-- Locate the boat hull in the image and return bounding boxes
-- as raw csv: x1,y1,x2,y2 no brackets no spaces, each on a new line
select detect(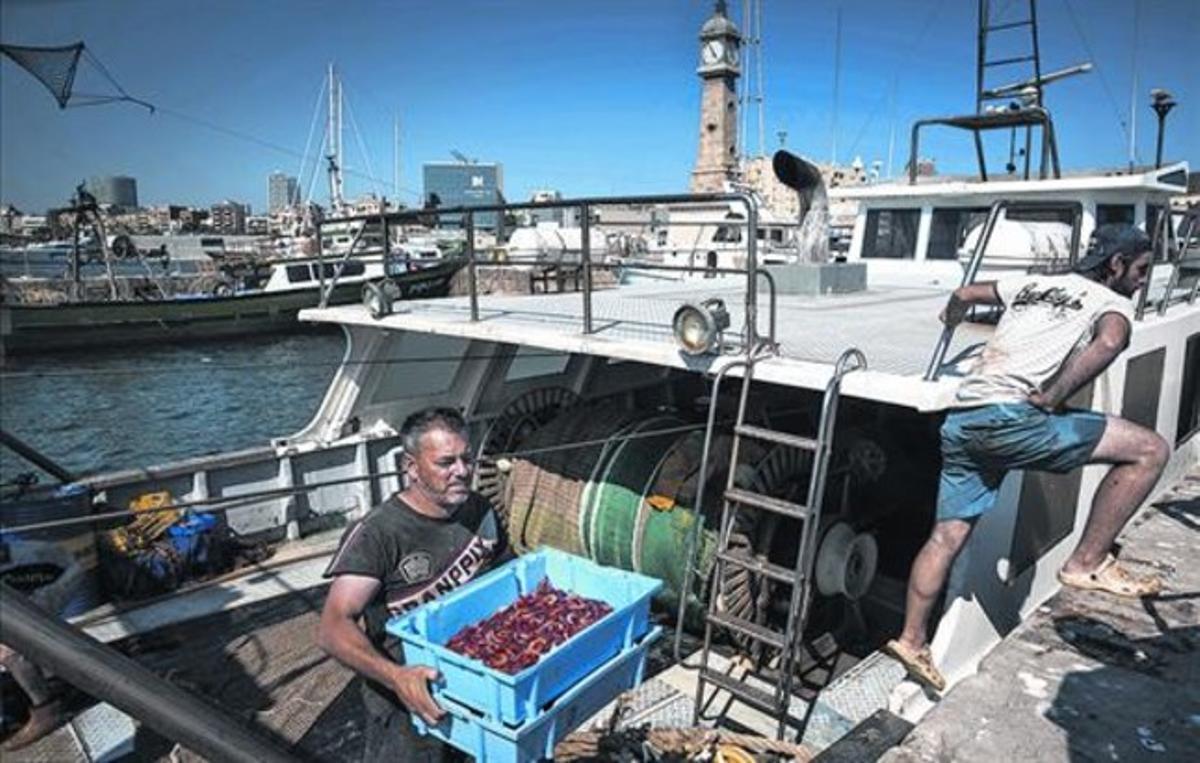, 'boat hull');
0,260,462,356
